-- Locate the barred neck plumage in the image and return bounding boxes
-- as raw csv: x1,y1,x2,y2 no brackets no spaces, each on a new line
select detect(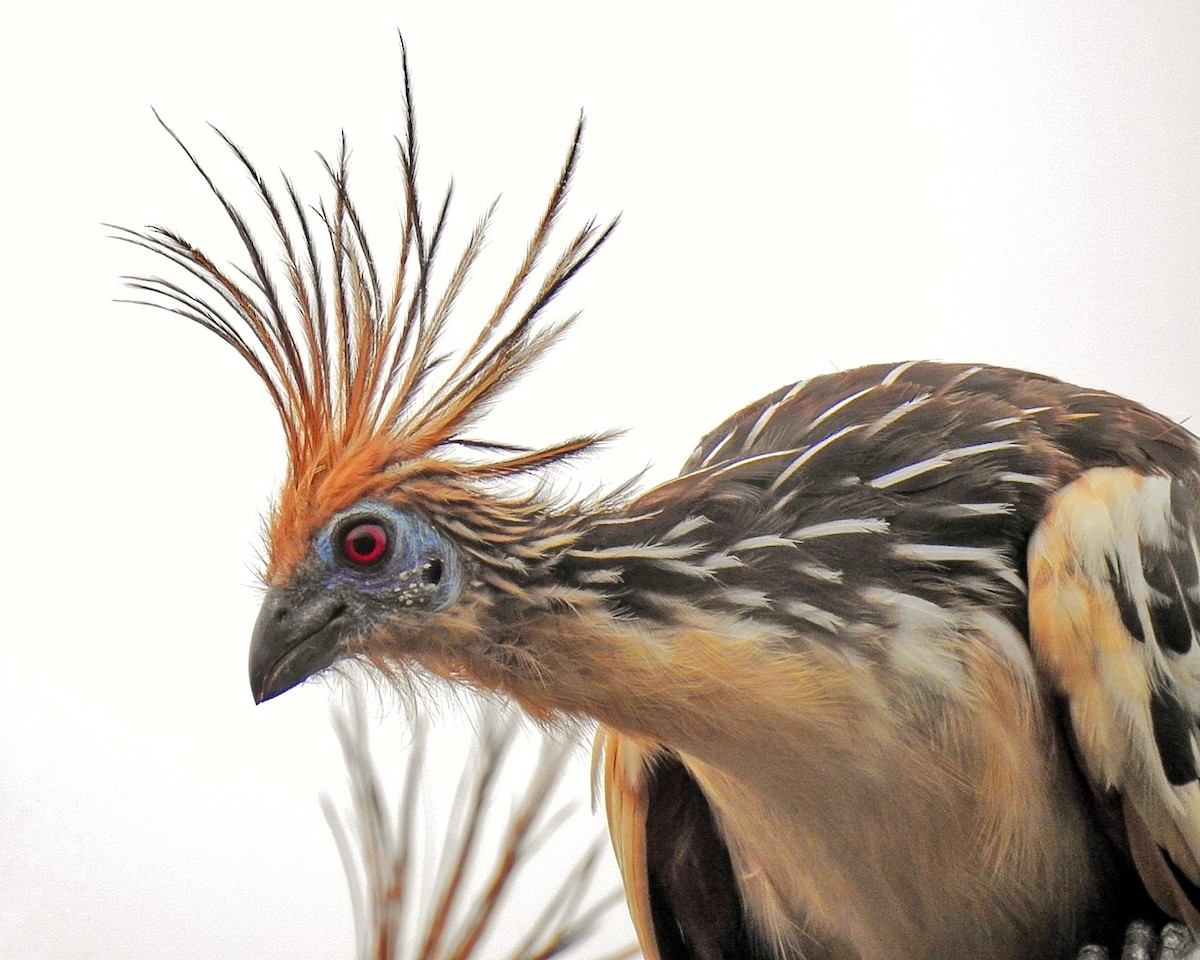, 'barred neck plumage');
525,361,1200,643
